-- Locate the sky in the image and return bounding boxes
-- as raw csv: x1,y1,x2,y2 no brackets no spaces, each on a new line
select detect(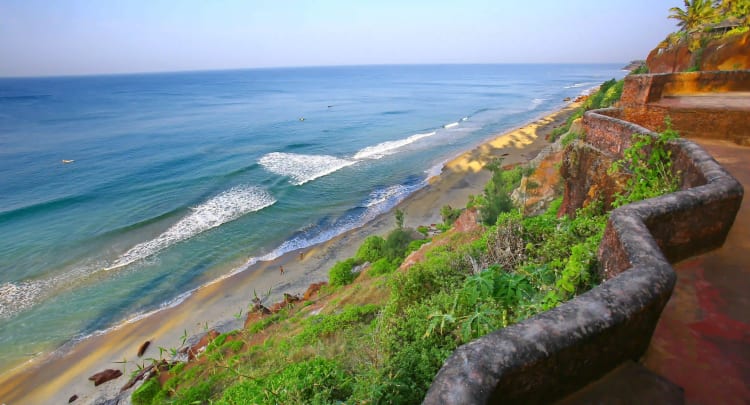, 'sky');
0,0,679,77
